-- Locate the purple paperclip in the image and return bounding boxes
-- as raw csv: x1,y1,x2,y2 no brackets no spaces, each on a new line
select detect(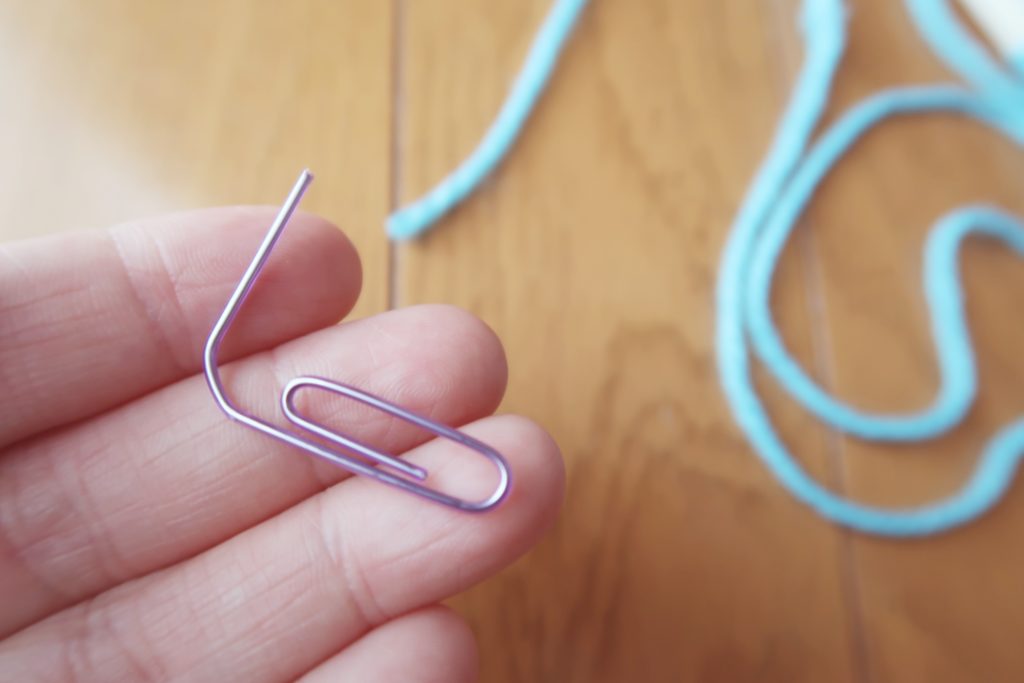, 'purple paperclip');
203,170,511,511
